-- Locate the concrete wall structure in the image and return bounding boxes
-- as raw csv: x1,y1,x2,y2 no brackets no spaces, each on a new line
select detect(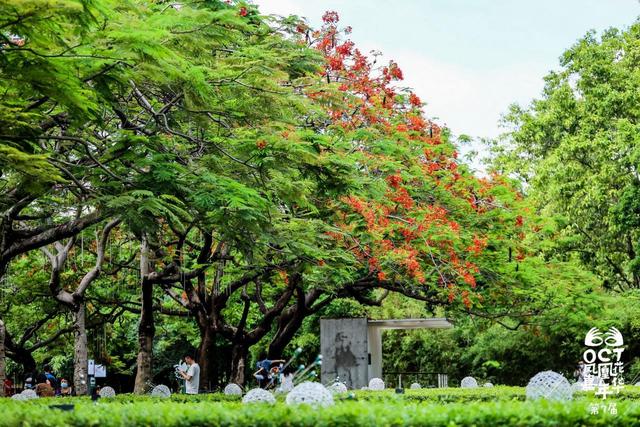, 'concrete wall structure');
320,318,369,389
320,317,454,389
